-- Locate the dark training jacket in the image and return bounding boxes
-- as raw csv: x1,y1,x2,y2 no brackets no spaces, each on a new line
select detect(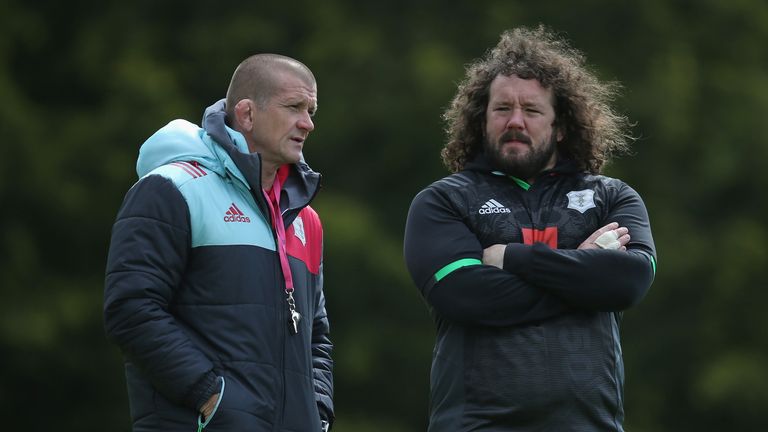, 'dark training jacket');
404,155,656,432
104,100,333,432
